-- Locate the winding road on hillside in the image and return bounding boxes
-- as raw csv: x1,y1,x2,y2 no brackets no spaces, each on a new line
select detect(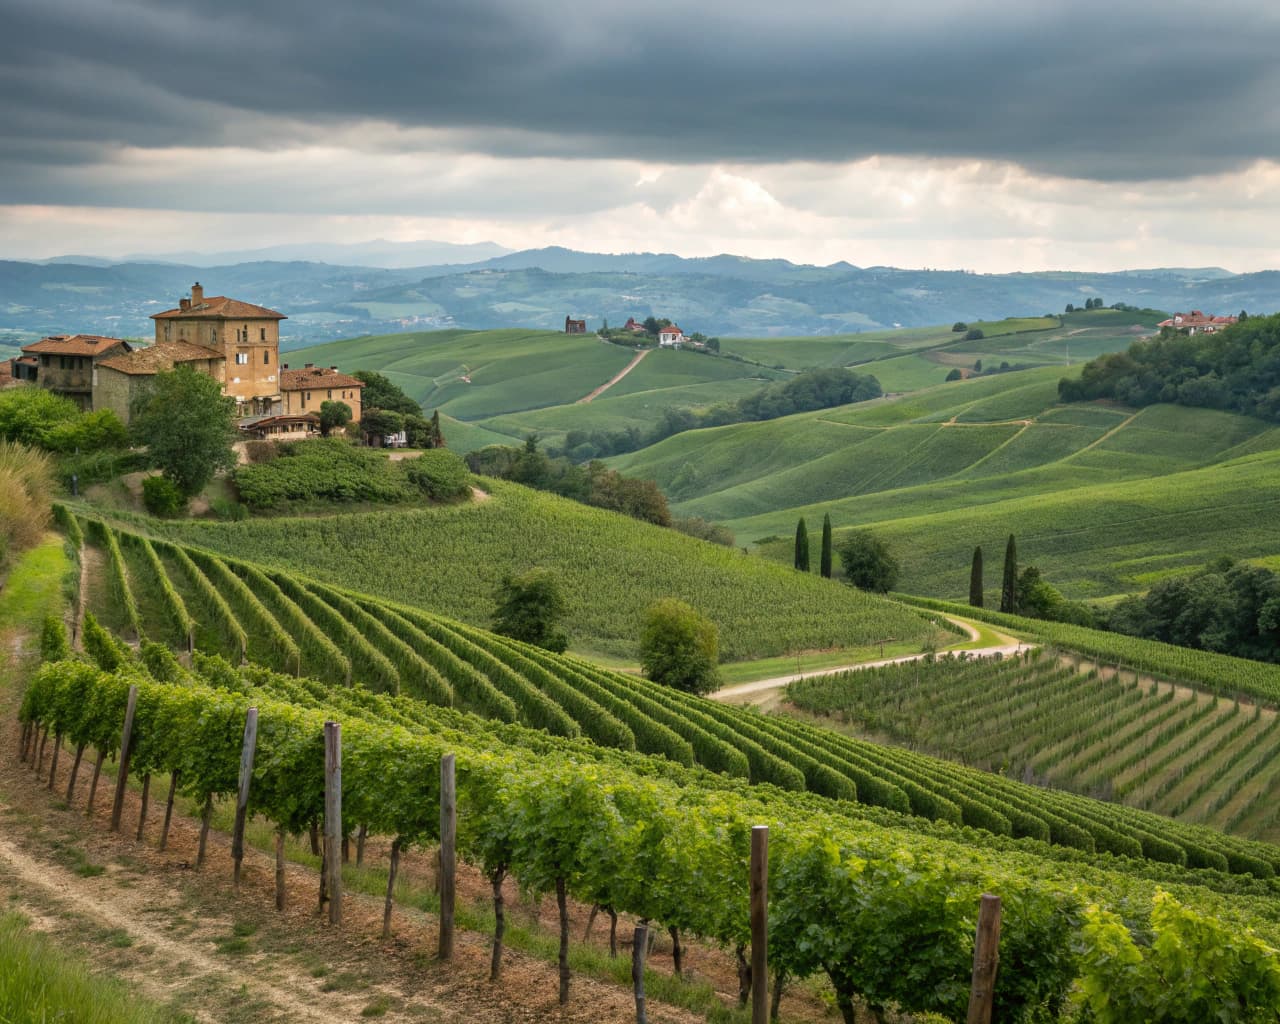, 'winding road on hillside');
711,614,1026,705
576,349,650,403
